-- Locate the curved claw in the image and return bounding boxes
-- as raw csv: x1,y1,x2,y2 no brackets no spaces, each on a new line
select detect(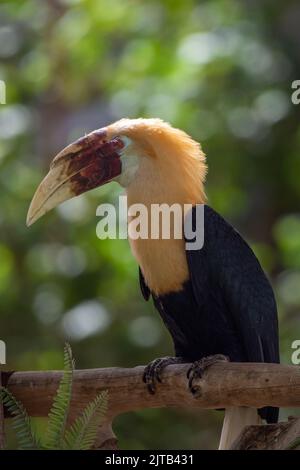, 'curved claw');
143,356,185,395
143,358,162,394
188,375,198,395
187,354,229,395
186,367,193,380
